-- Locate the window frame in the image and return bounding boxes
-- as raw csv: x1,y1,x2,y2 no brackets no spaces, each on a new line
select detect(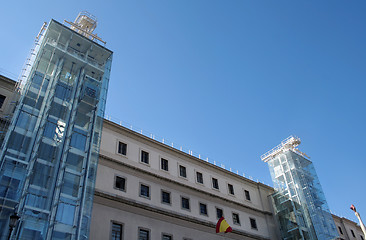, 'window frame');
244,190,251,201
250,217,258,230
117,141,127,156
228,183,235,195
199,202,208,216
181,196,190,211
0,94,6,109
140,150,150,165
160,158,169,171
139,183,150,199
216,207,224,219
338,226,343,235
110,221,123,240
232,212,241,225
350,229,356,238
138,227,150,240
196,171,203,184
161,190,171,205
161,233,173,240
212,177,219,190
179,165,187,178
114,175,126,192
